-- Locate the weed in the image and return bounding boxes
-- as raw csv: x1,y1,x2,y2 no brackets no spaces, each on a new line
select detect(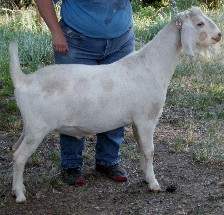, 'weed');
50,149,60,166
192,139,224,164
169,138,190,152
30,153,42,166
